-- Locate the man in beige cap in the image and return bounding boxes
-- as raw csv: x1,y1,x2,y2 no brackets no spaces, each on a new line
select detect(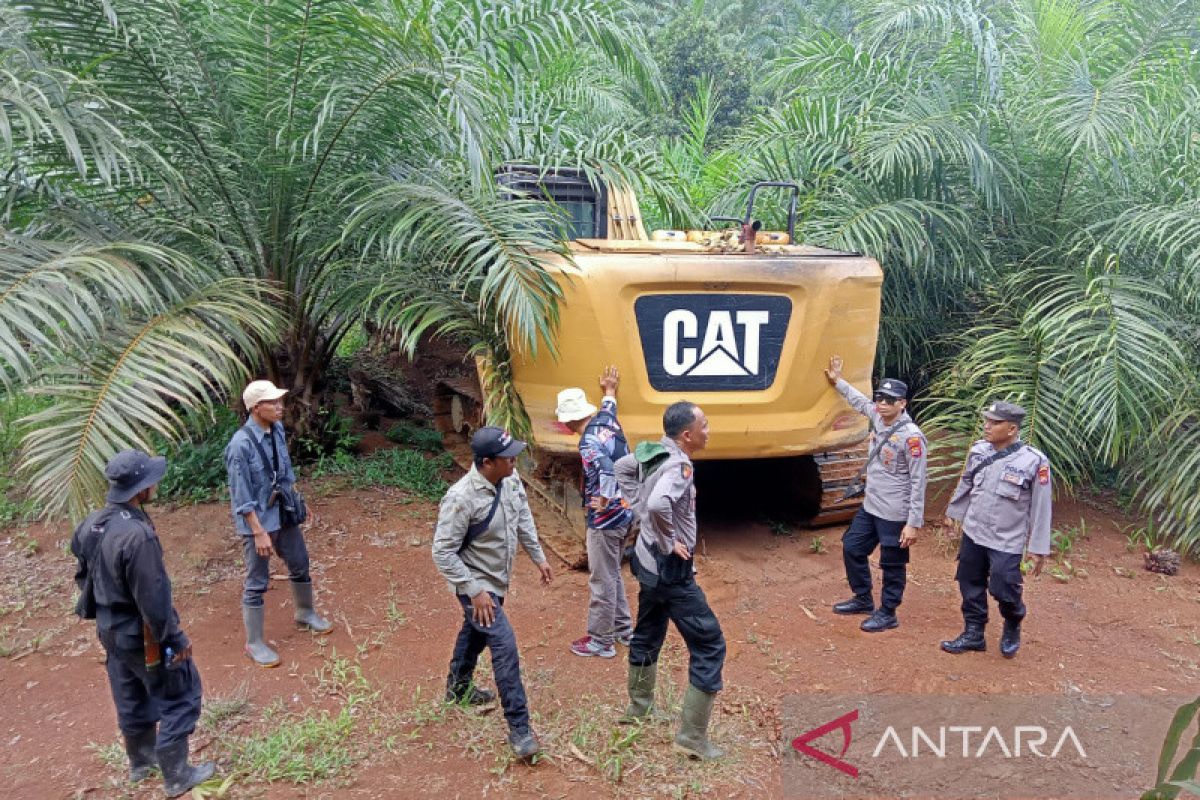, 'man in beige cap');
224,380,333,667
556,366,634,659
